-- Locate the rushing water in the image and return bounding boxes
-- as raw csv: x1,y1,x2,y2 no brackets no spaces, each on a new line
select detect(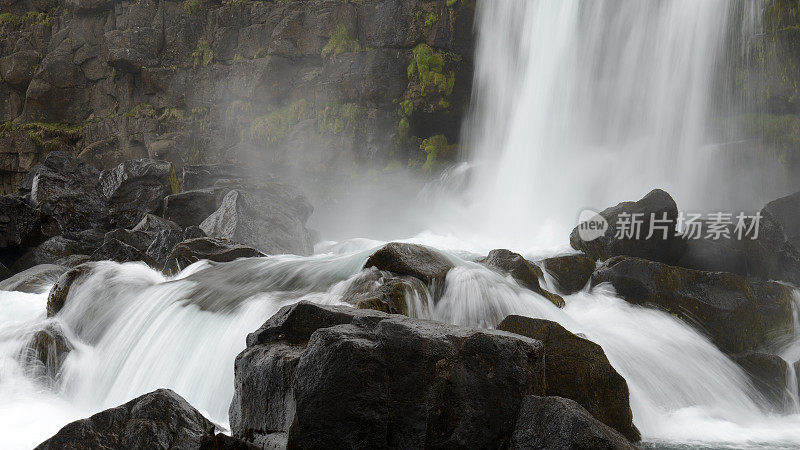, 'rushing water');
4,0,800,448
